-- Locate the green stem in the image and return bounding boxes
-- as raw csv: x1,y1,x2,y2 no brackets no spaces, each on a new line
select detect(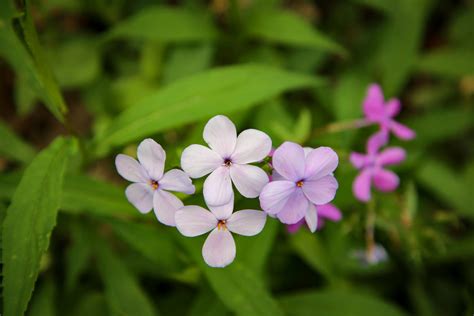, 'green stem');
365,198,376,262
311,119,371,137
